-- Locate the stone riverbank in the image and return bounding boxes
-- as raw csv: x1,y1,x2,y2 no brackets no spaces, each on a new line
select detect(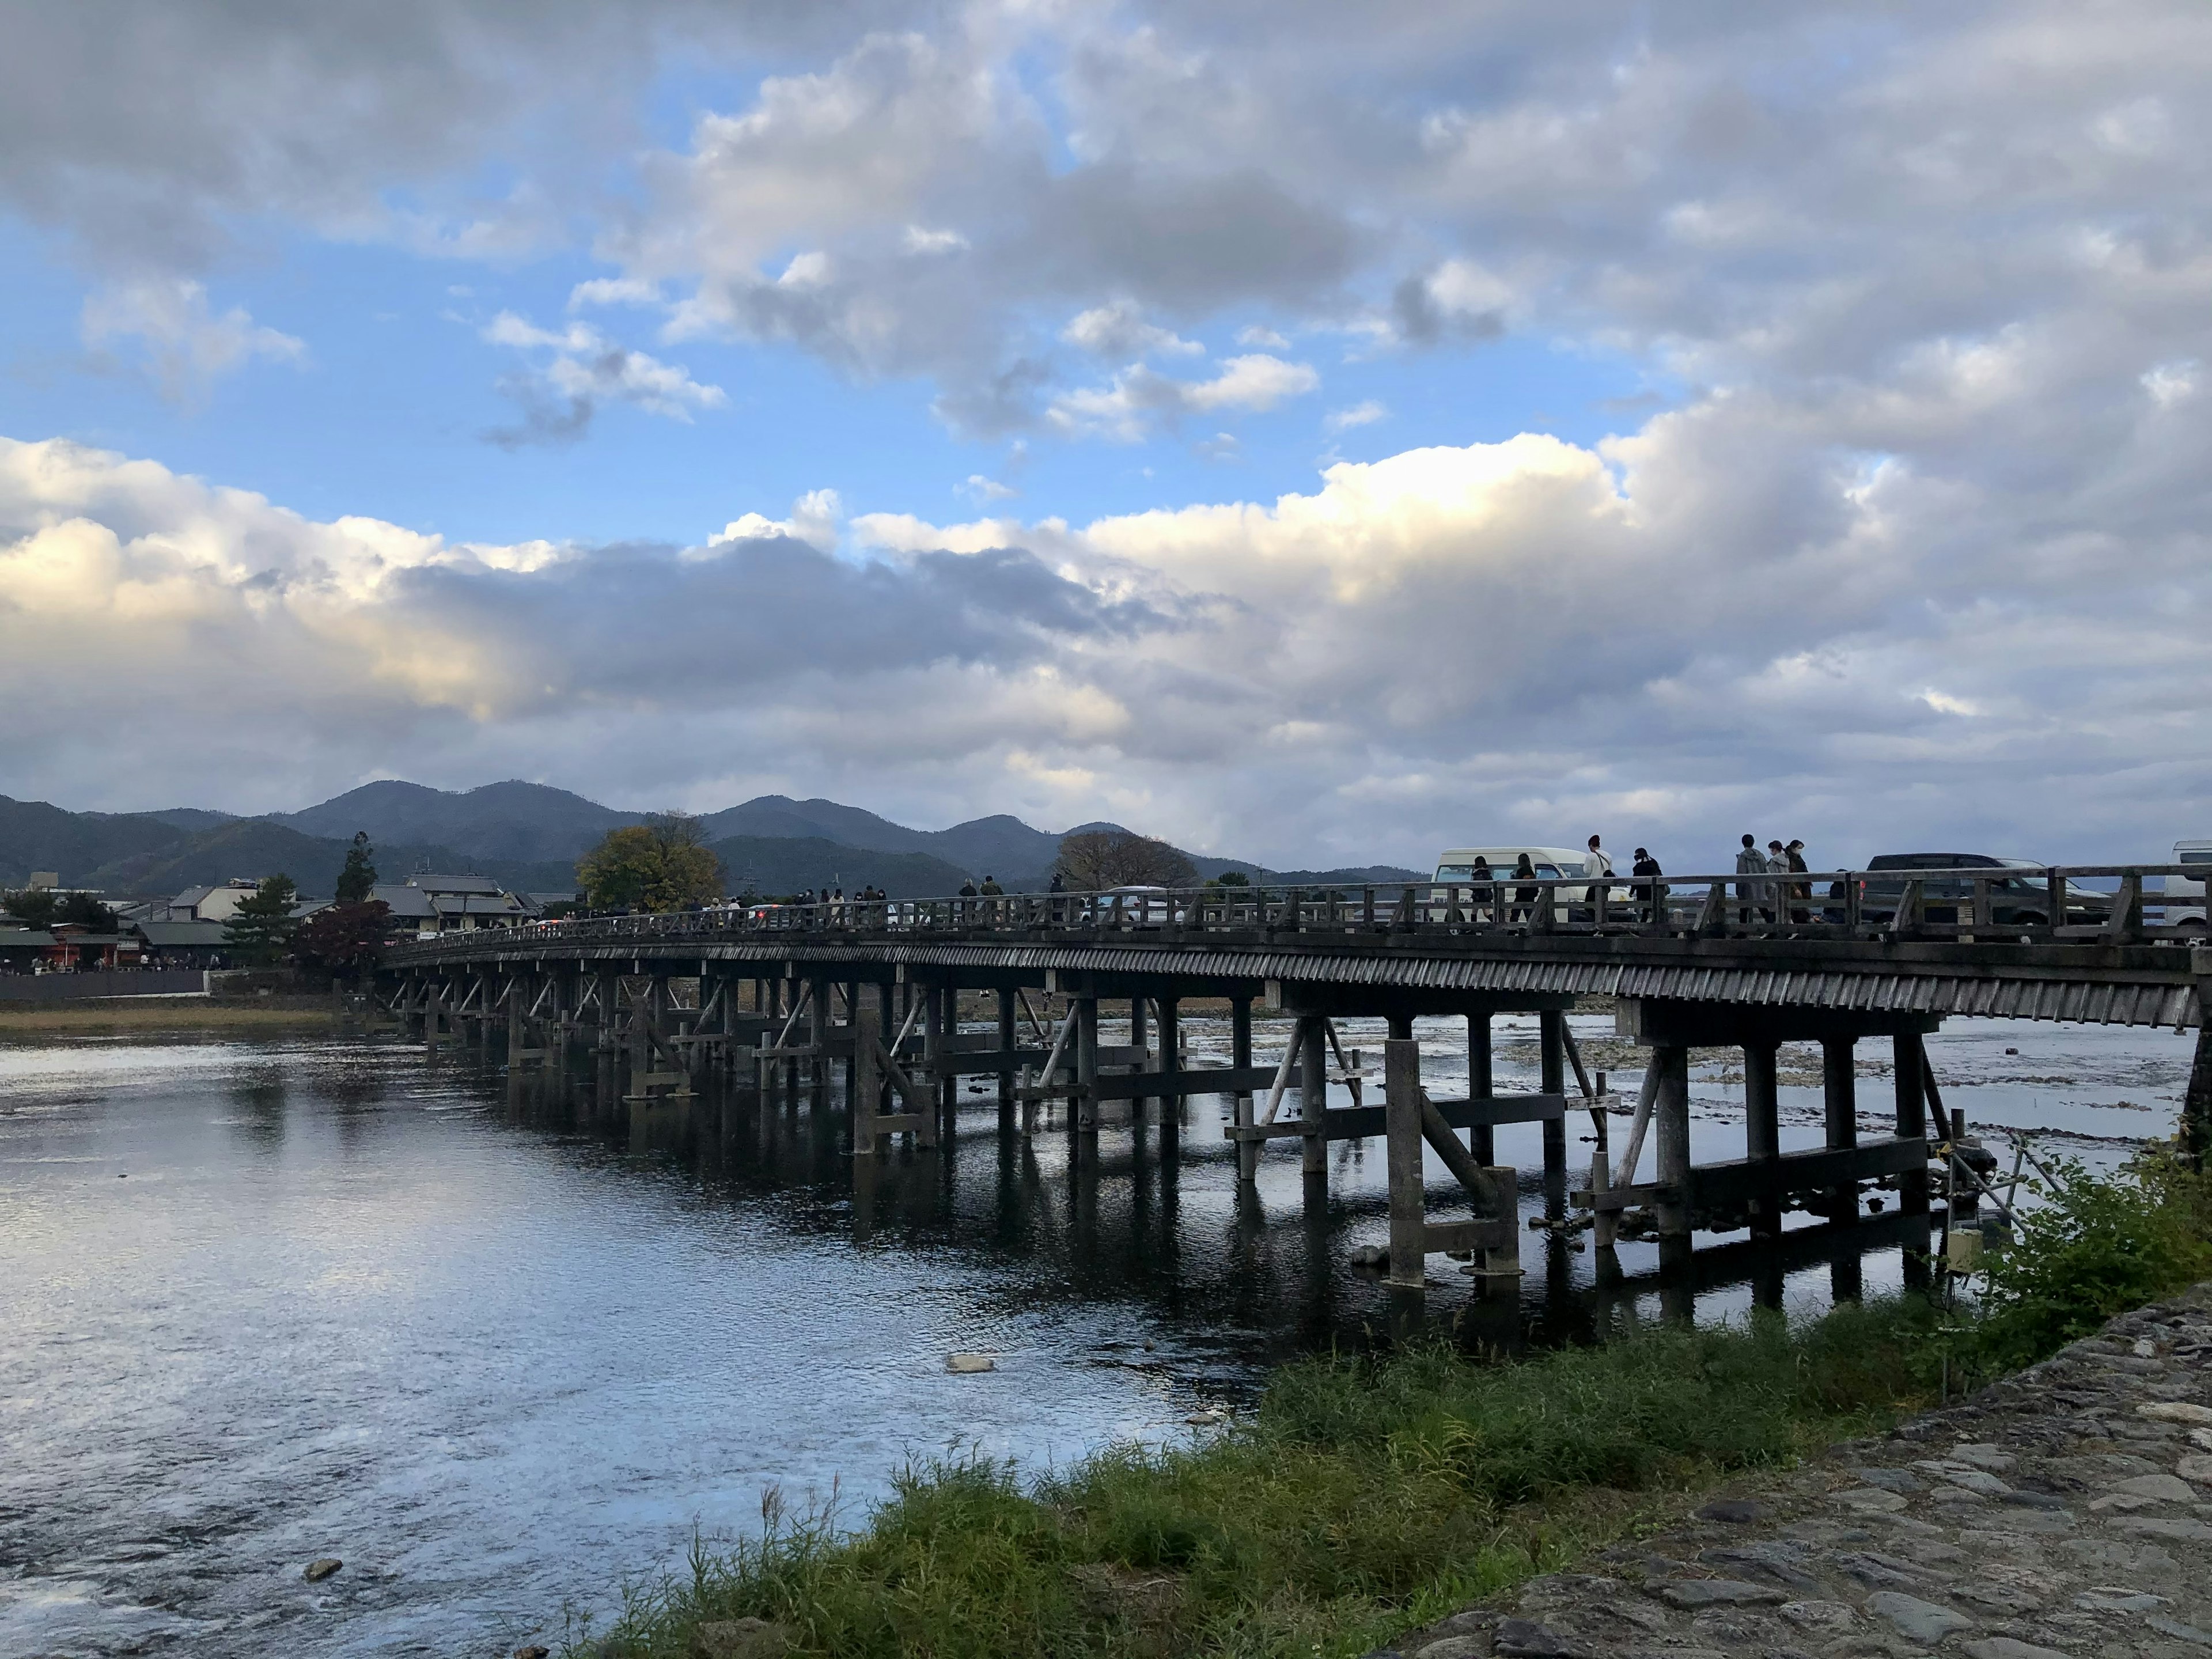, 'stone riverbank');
1373,1284,2212,1659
